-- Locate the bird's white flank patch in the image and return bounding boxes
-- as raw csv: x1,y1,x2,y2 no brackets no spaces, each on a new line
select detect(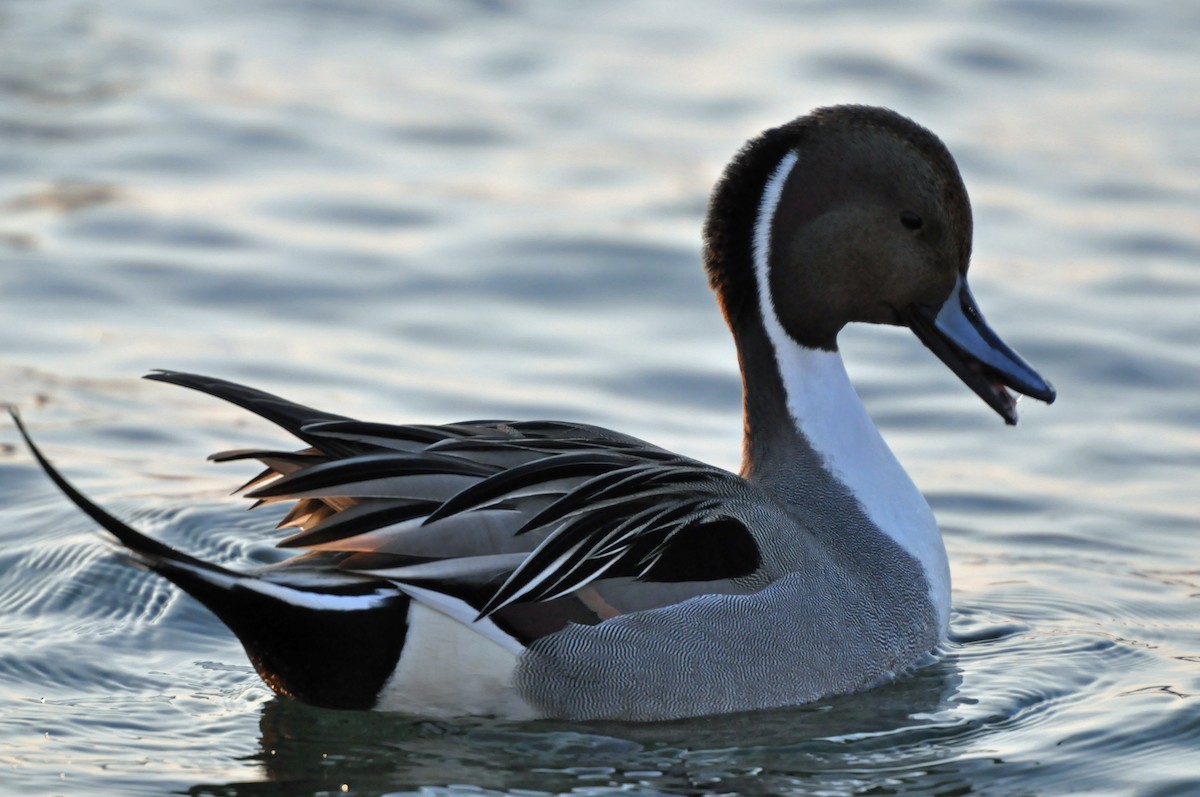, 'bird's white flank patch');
374,599,538,719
